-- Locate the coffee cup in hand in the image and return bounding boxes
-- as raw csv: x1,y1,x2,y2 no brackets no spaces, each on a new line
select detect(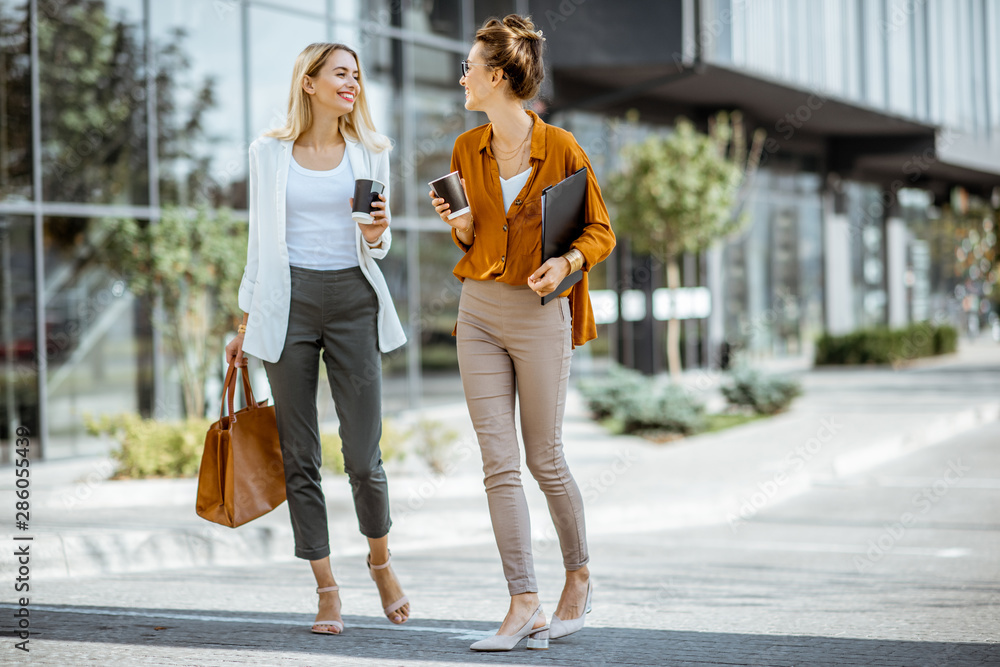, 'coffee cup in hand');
428,171,470,220
352,178,386,223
